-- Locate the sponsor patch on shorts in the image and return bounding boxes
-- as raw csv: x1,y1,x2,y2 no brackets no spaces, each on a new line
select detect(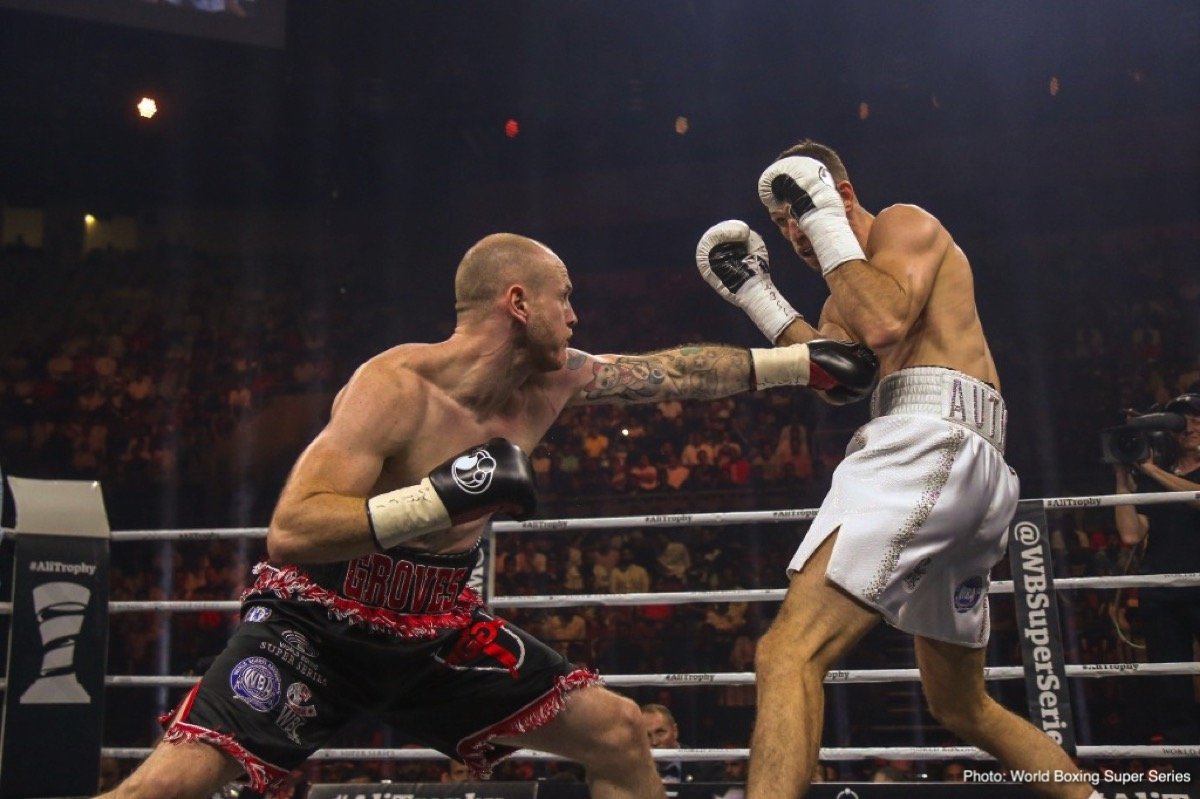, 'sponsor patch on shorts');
244,606,272,623
281,629,319,658
275,681,318,744
953,576,985,613
902,556,932,593
230,656,282,712
435,613,526,678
